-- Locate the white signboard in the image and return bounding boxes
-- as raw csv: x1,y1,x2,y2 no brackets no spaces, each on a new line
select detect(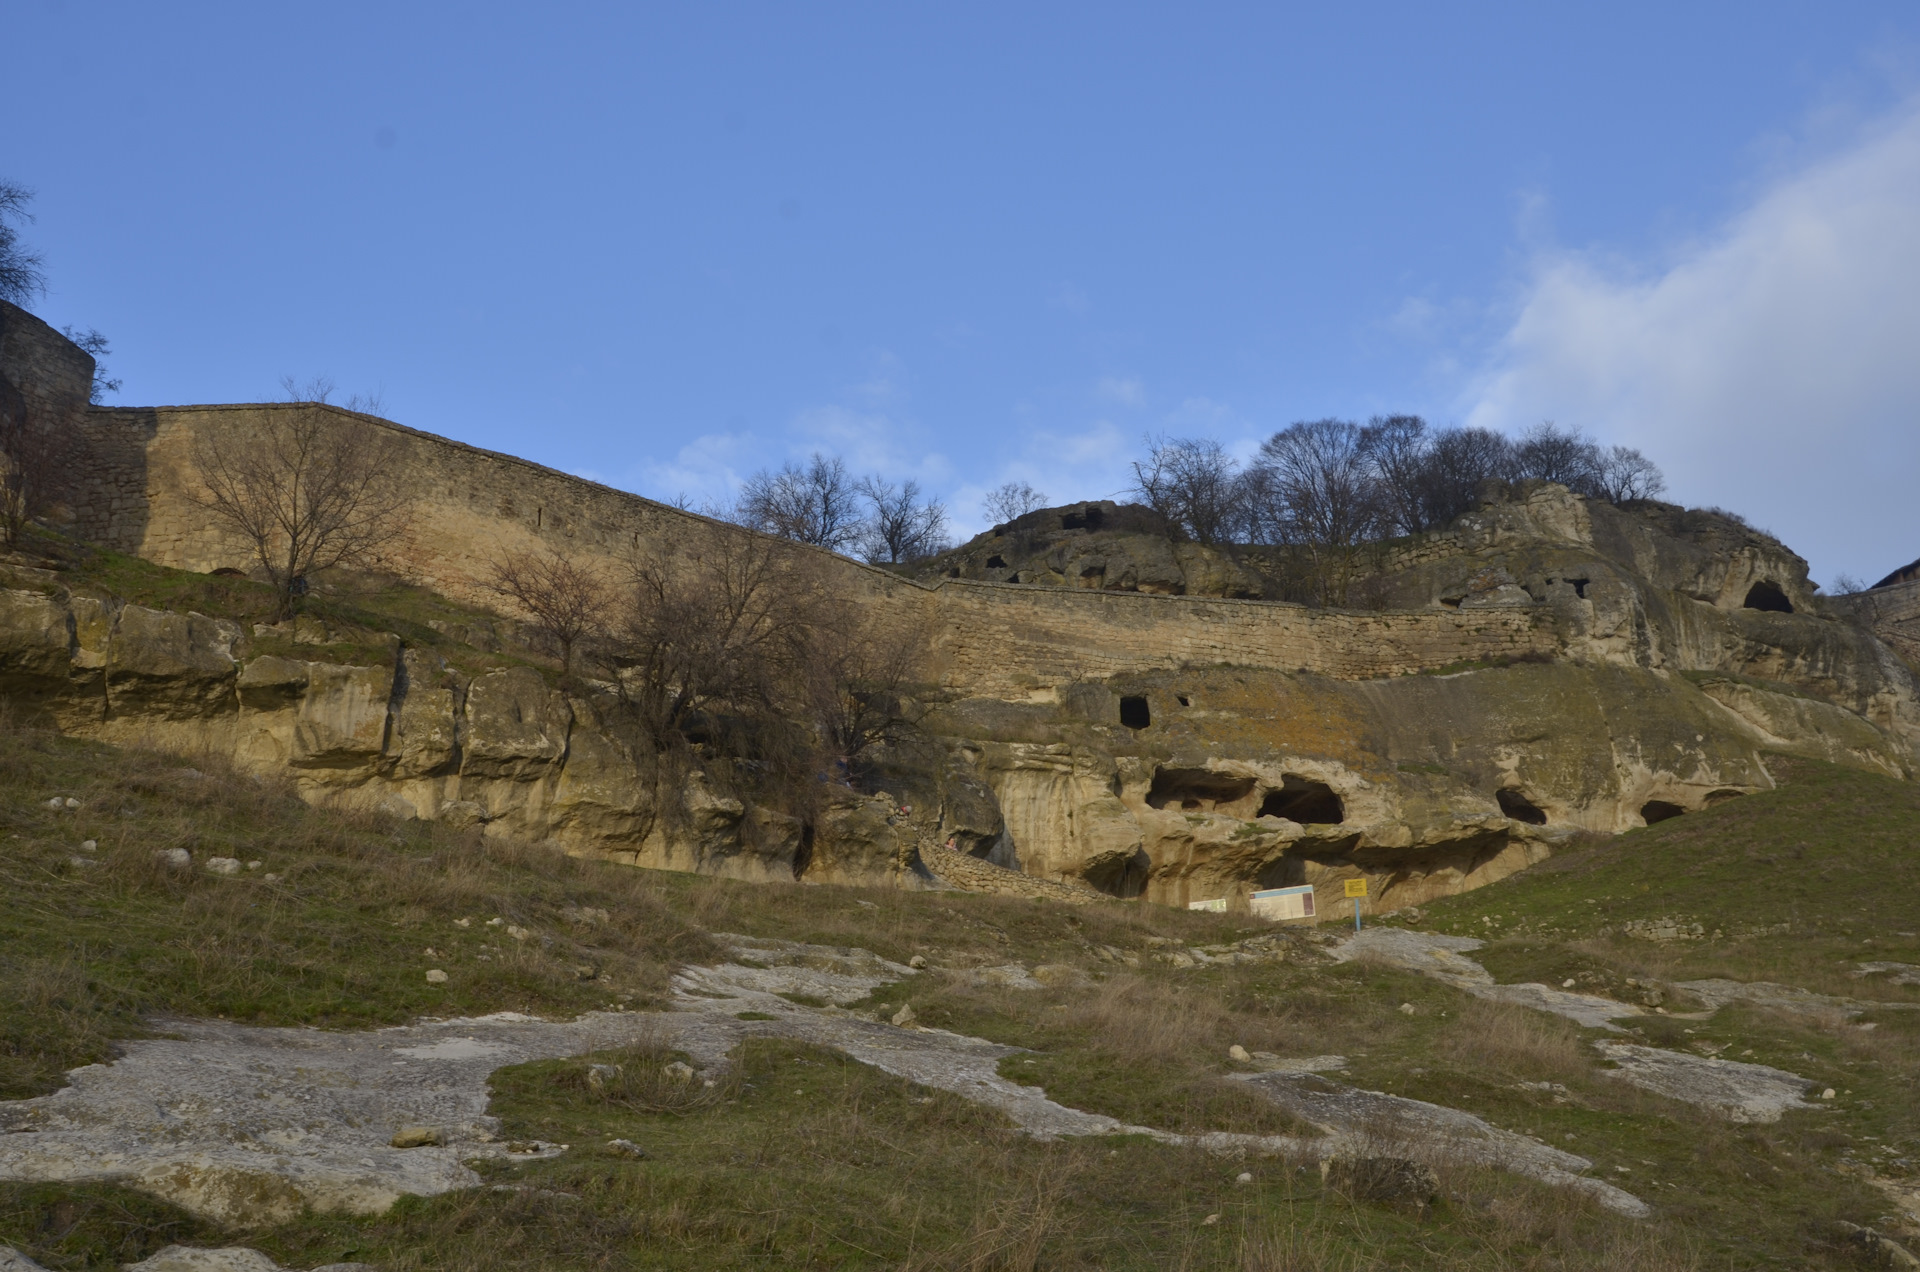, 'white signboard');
1250,884,1316,921
1187,897,1228,913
